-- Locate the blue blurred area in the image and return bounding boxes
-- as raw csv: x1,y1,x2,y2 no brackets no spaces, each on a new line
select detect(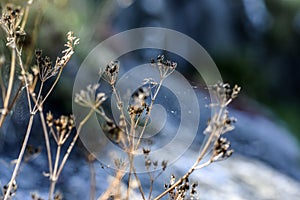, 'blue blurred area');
31,0,300,138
